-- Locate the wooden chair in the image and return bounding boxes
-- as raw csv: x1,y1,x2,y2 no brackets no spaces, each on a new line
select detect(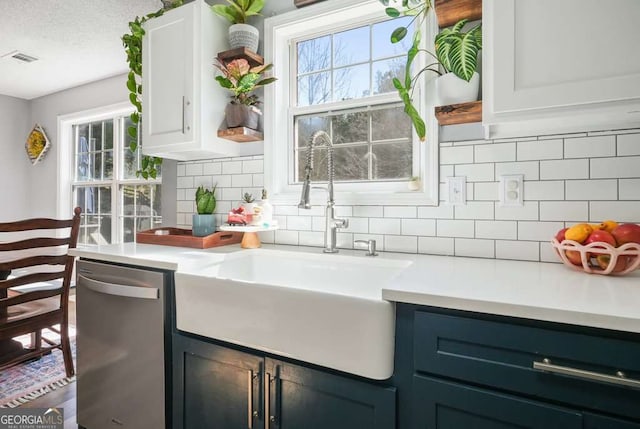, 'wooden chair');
0,207,81,377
